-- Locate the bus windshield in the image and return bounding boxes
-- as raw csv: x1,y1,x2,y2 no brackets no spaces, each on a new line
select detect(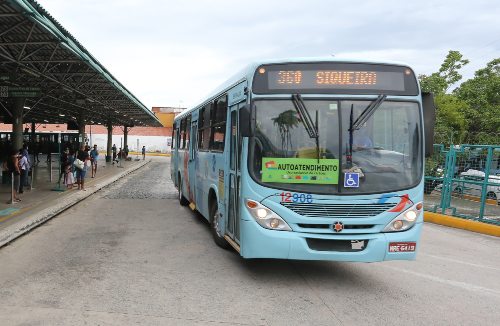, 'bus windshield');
251,99,422,195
